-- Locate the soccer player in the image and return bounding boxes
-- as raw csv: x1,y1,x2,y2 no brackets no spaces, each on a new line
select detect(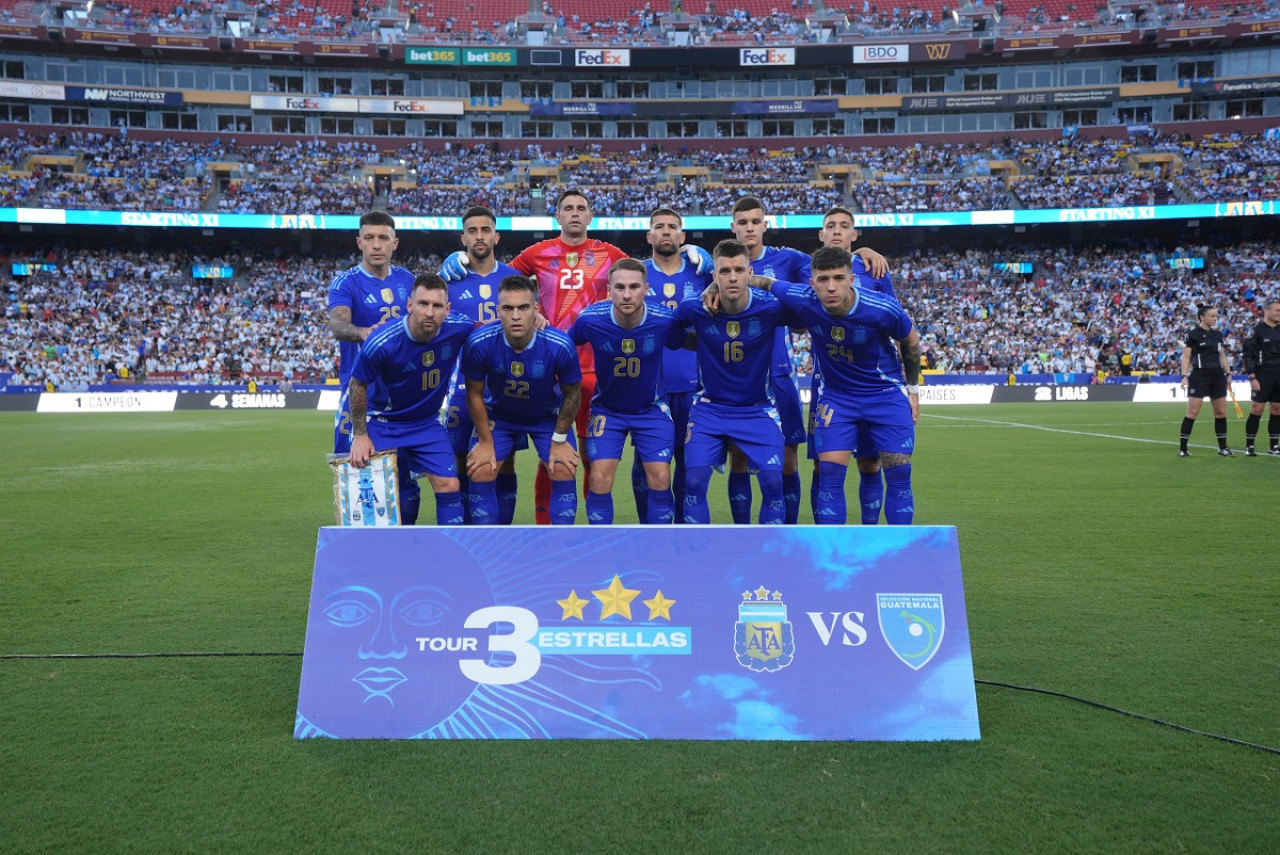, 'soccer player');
327,211,421,519
1242,298,1280,456
747,245,922,525
1178,305,1235,458
632,207,711,523
569,258,689,525
462,275,583,525
443,206,522,522
677,239,798,525
346,274,474,526
442,189,628,525
815,206,899,525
